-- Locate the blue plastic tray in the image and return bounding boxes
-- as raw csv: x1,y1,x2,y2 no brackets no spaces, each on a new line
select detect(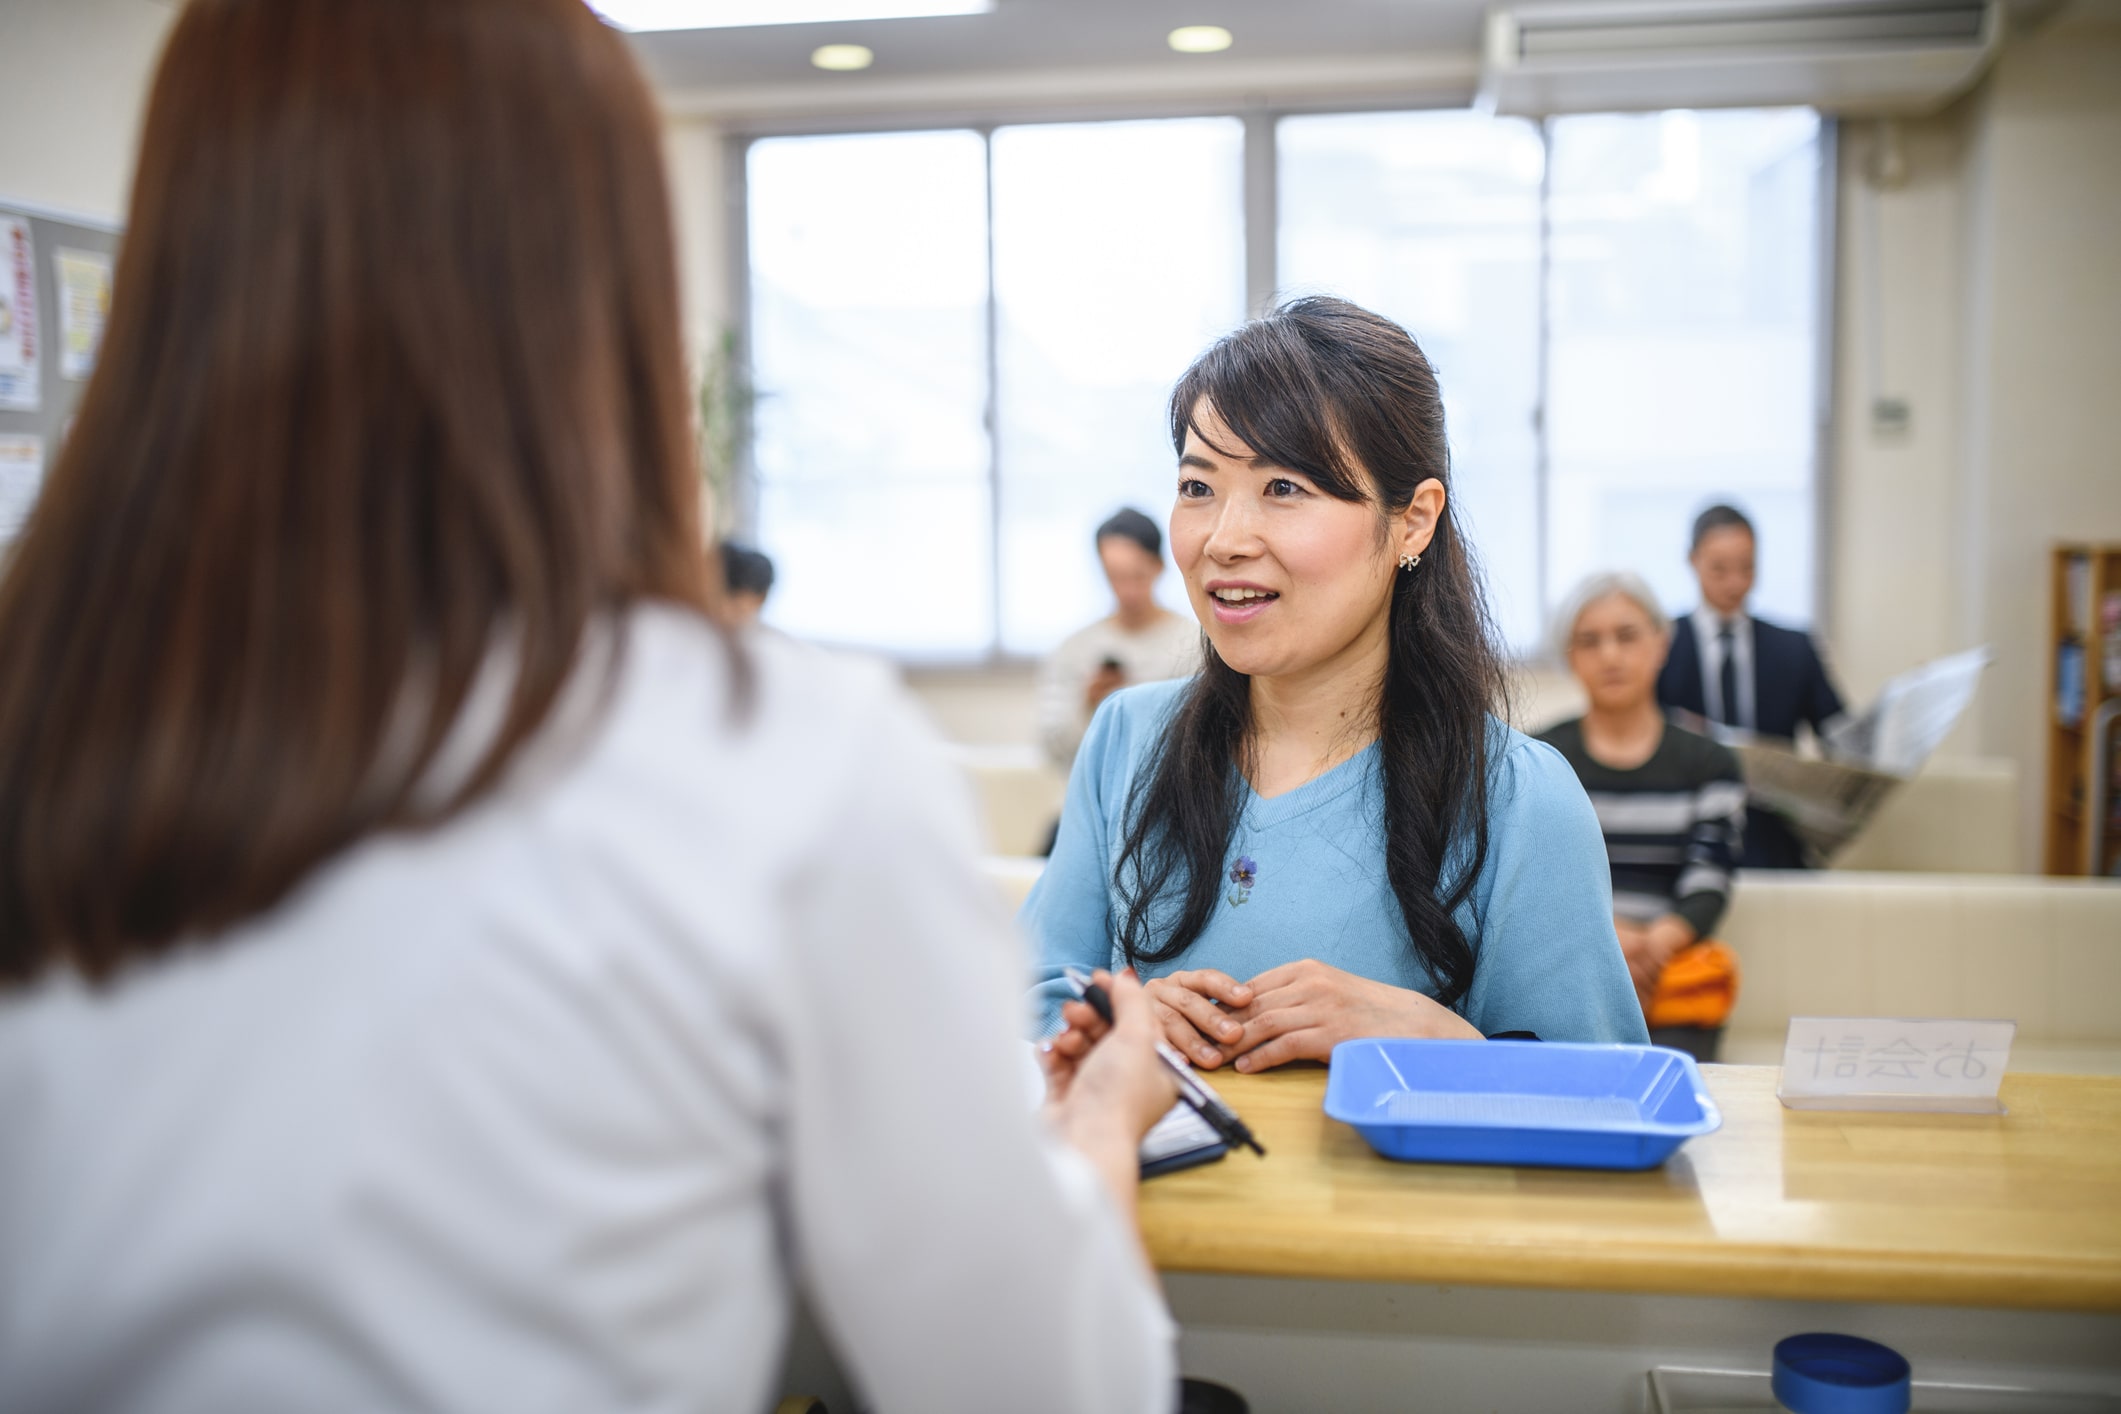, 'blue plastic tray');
1323,1038,1722,1170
